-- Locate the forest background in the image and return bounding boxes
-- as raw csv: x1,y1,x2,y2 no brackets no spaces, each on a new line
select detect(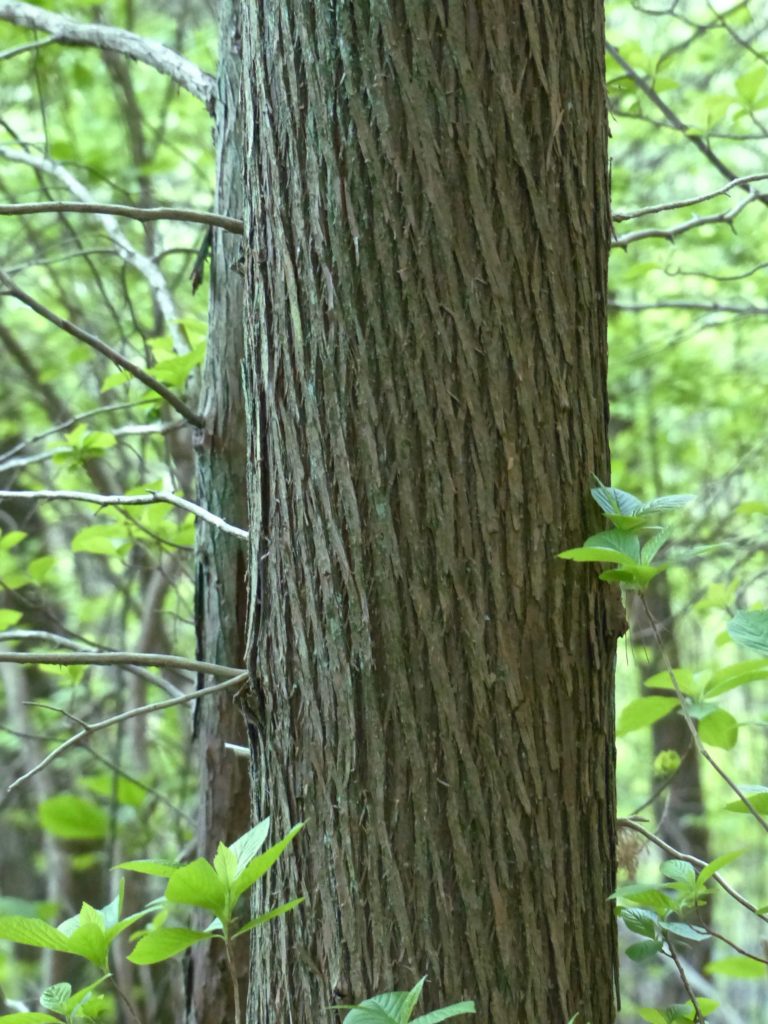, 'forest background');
0,0,767,1022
